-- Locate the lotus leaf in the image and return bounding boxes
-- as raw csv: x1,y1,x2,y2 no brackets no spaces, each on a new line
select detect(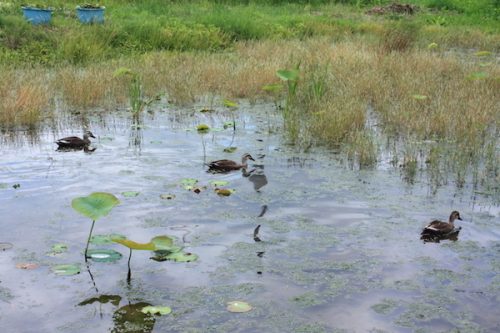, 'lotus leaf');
196,124,210,132
53,264,80,276
141,306,172,315
223,99,238,108
223,121,235,129
210,180,229,187
90,234,126,245
122,191,140,198
72,192,120,221
87,249,123,262
112,238,155,251
164,251,198,263
227,301,252,313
